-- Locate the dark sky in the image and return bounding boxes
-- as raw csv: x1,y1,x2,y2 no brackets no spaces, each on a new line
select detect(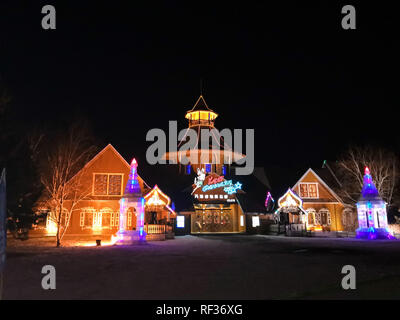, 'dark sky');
0,1,398,207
